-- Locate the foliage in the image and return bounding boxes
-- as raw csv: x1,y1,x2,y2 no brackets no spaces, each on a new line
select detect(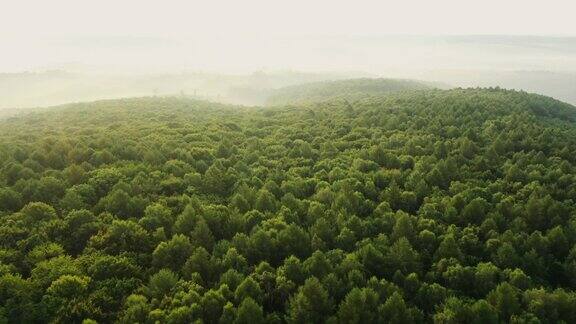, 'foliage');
1,88,576,322
266,78,435,105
